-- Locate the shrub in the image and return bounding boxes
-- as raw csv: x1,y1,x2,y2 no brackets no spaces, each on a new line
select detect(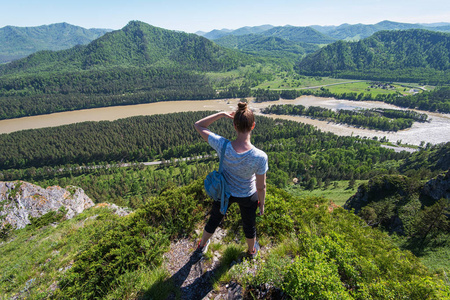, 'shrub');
0,223,12,241
29,206,68,229
282,251,350,299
